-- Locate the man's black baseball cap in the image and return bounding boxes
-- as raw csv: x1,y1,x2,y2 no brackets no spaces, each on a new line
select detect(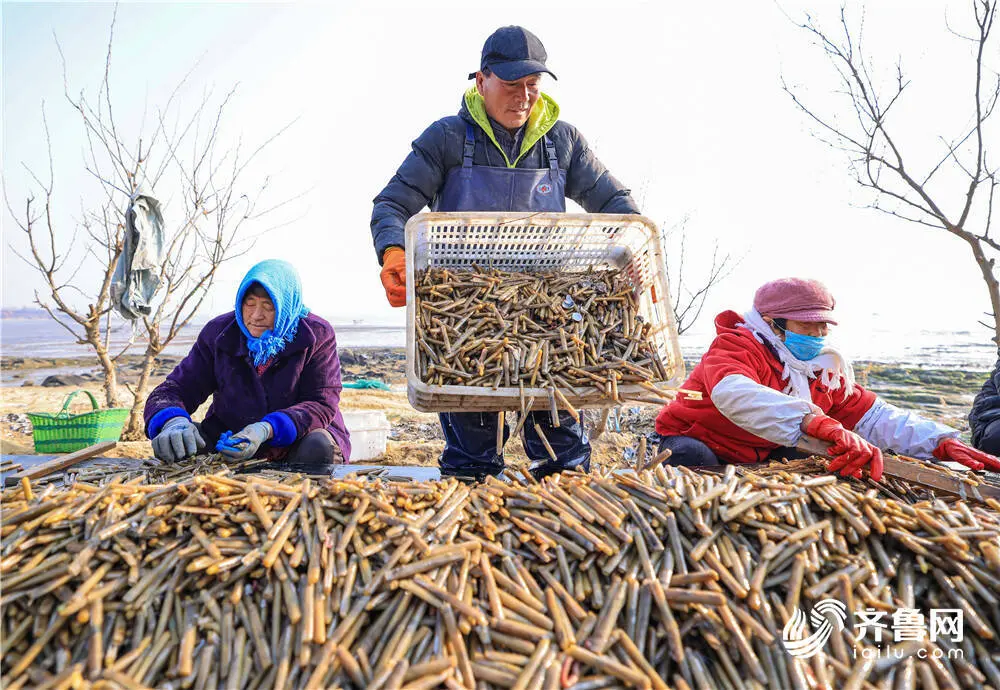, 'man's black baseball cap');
468,26,557,81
